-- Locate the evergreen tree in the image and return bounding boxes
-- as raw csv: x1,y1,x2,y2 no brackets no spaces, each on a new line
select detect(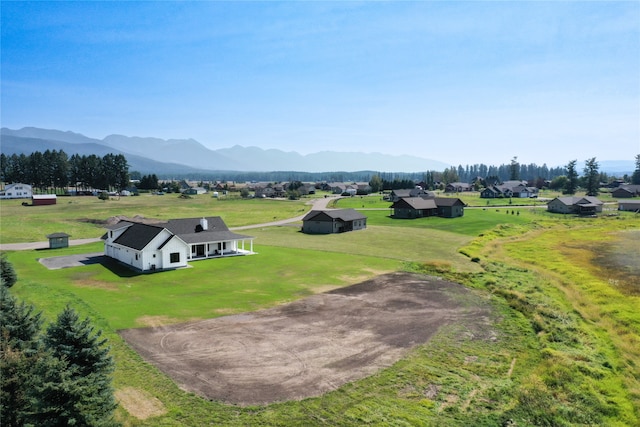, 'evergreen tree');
631,154,640,185
564,160,579,195
0,253,18,288
509,156,520,180
0,287,43,426
583,157,600,196
0,287,42,350
0,153,7,181
41,306,117,426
